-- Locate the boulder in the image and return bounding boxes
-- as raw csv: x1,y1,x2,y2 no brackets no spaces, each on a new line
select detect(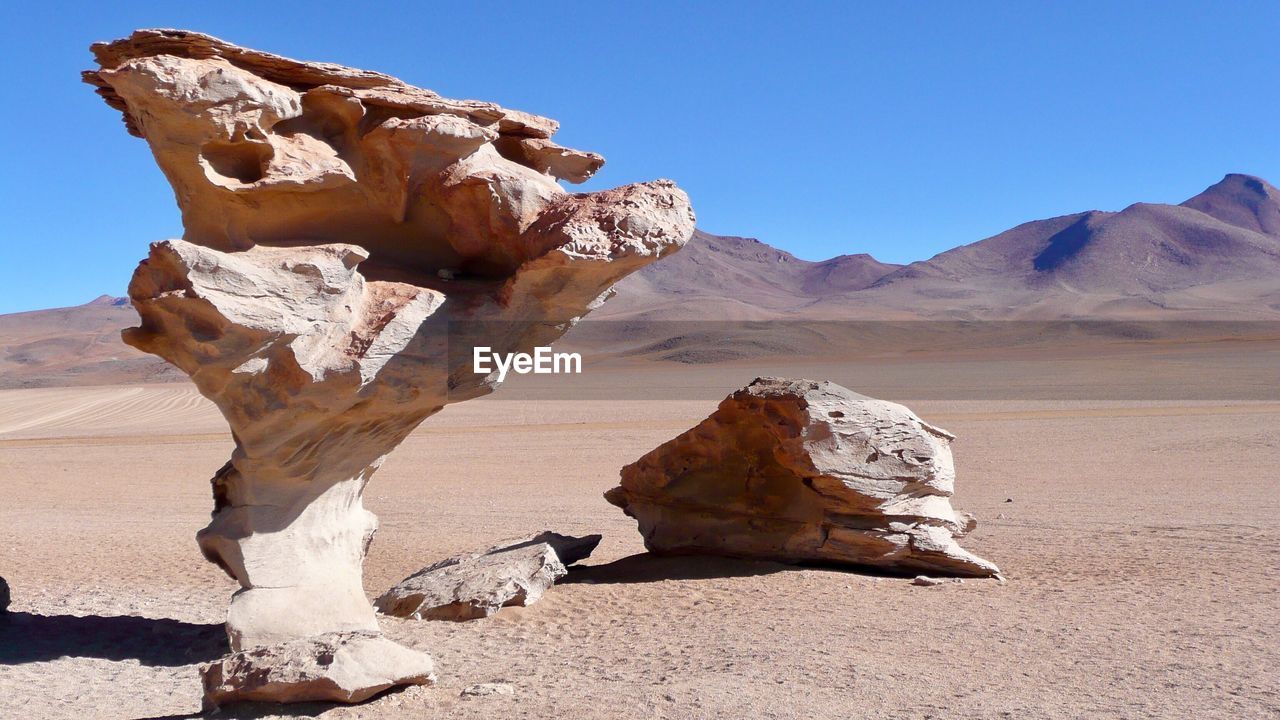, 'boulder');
605,378,999,577
201,631,435,708
84,28,693,706
376,532,600,621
